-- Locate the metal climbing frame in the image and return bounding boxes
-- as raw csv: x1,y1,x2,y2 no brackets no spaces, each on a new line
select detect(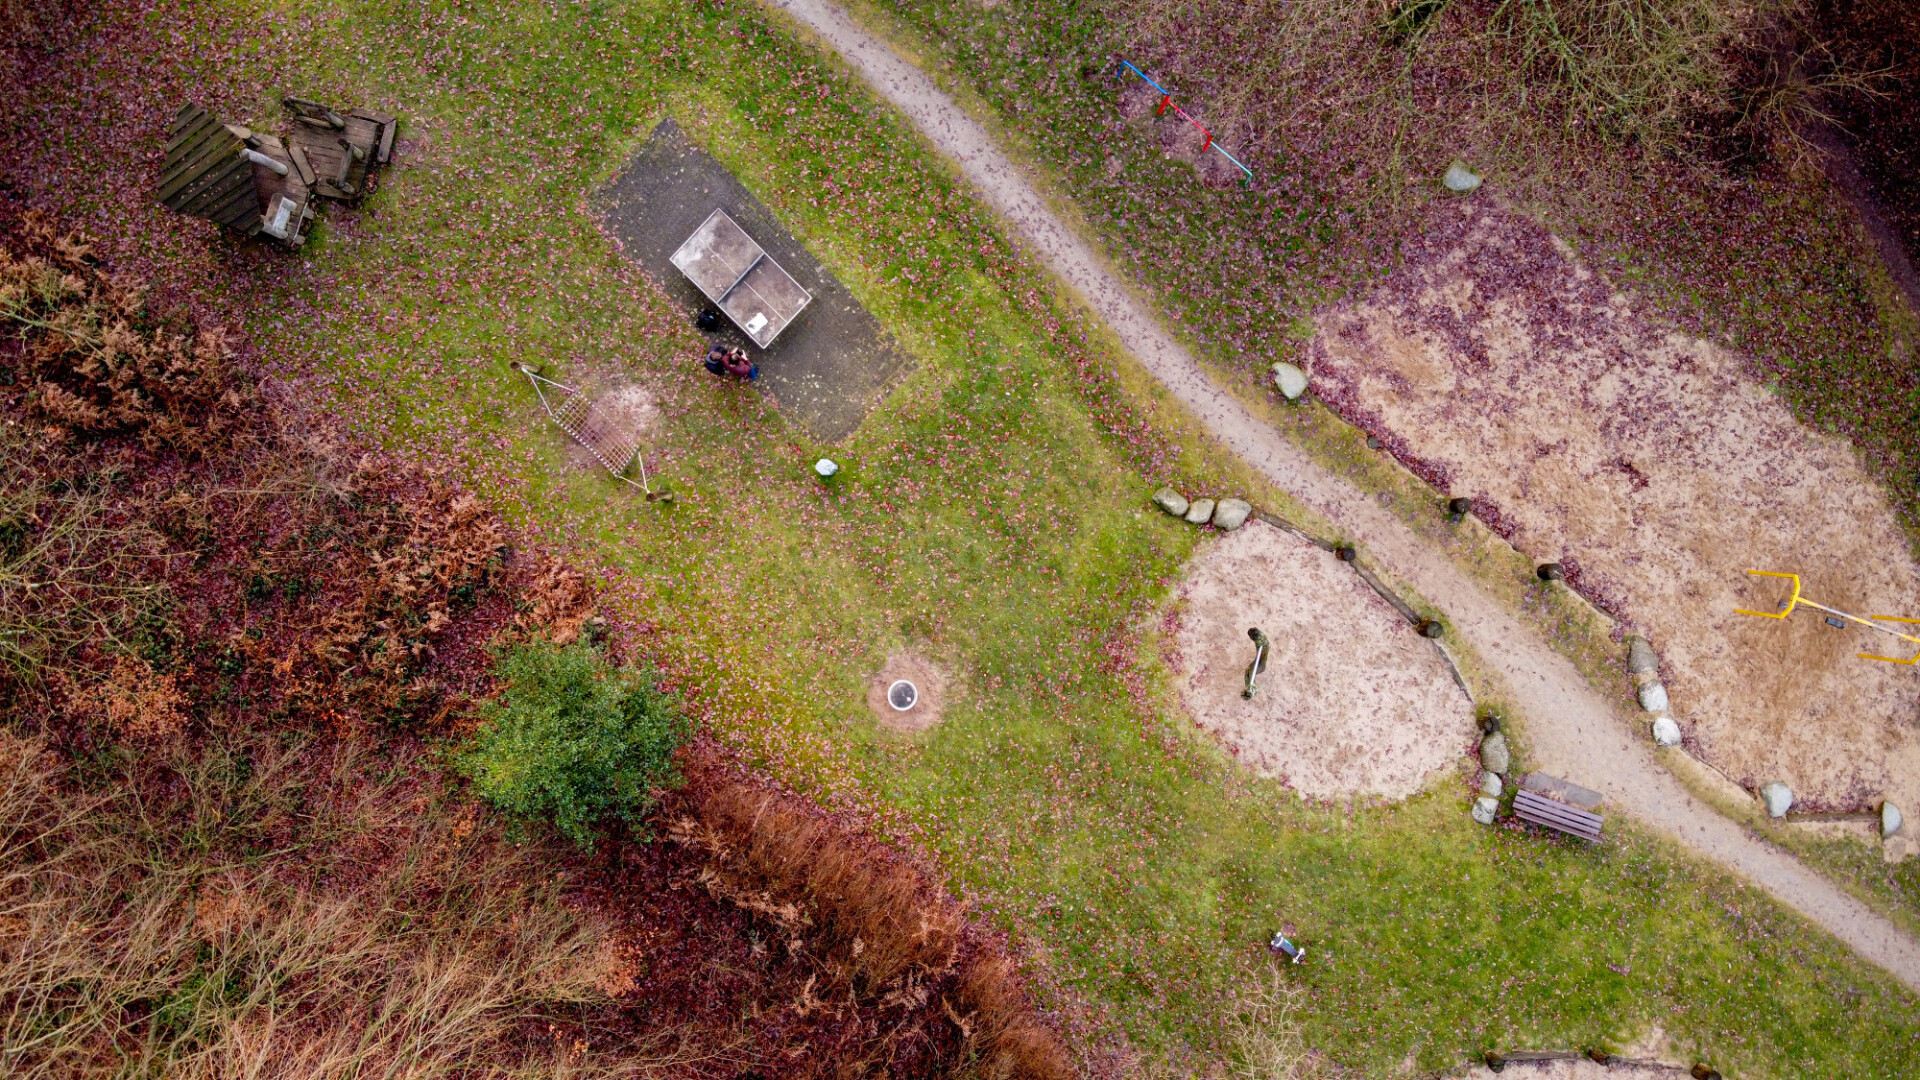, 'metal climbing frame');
513,363,663,499
1733,570,1920,664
